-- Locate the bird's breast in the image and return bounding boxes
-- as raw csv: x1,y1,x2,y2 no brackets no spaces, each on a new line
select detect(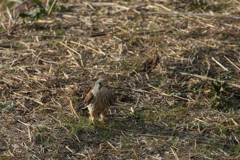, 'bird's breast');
88,89,112,112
